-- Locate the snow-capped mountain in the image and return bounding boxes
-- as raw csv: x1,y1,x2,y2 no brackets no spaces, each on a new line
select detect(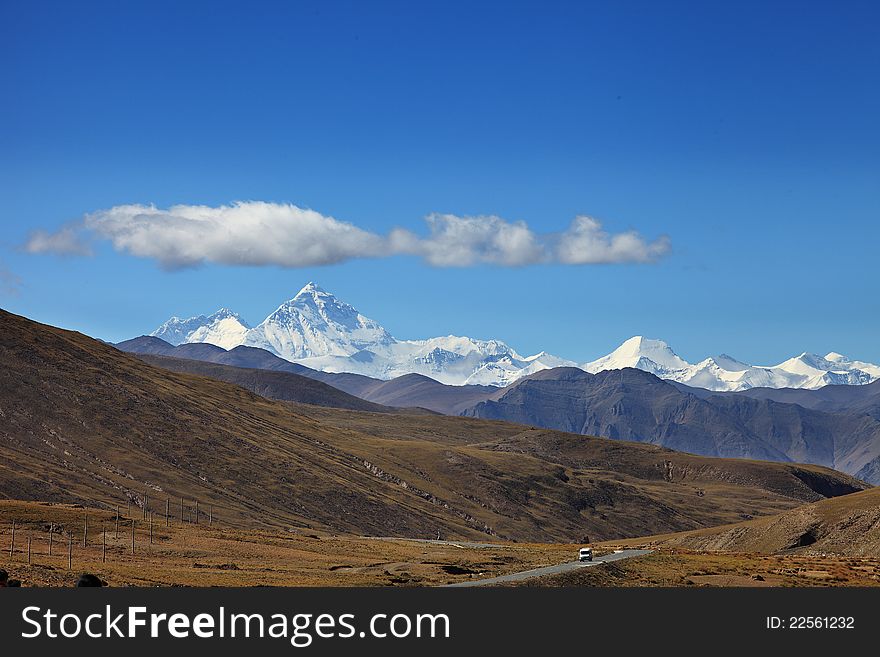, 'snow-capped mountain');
151,308,250,350
243,282,394,361
148,285,879,390
149,283,573,386
825,351,880,379
583,336,690,377
582,337,880,391
464,351,577,387
771,353,877,388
